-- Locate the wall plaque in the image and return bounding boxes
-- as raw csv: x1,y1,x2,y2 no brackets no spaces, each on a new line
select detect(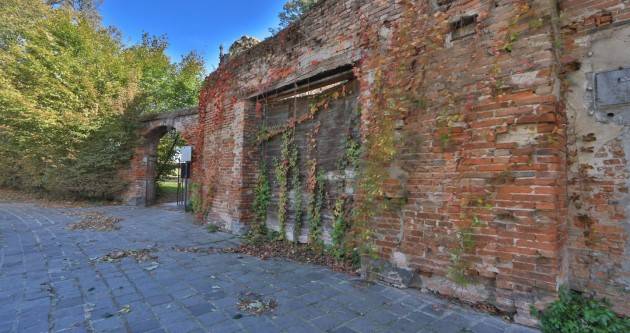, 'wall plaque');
594,68,630,124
